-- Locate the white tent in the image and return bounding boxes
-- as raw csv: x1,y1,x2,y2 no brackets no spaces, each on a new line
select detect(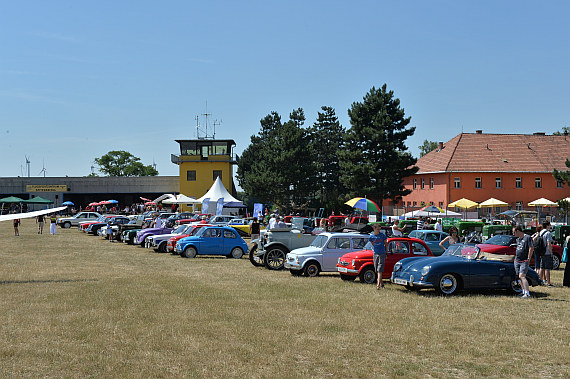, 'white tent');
153,194,176,203
162,194,201,205
196,177,242,204
402,209,462,219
